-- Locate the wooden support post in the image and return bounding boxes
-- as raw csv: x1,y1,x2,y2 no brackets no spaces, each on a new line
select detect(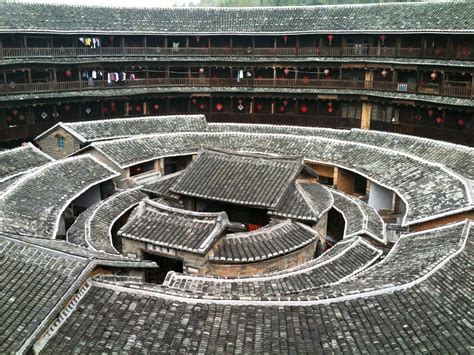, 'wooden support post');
361,101,372,130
